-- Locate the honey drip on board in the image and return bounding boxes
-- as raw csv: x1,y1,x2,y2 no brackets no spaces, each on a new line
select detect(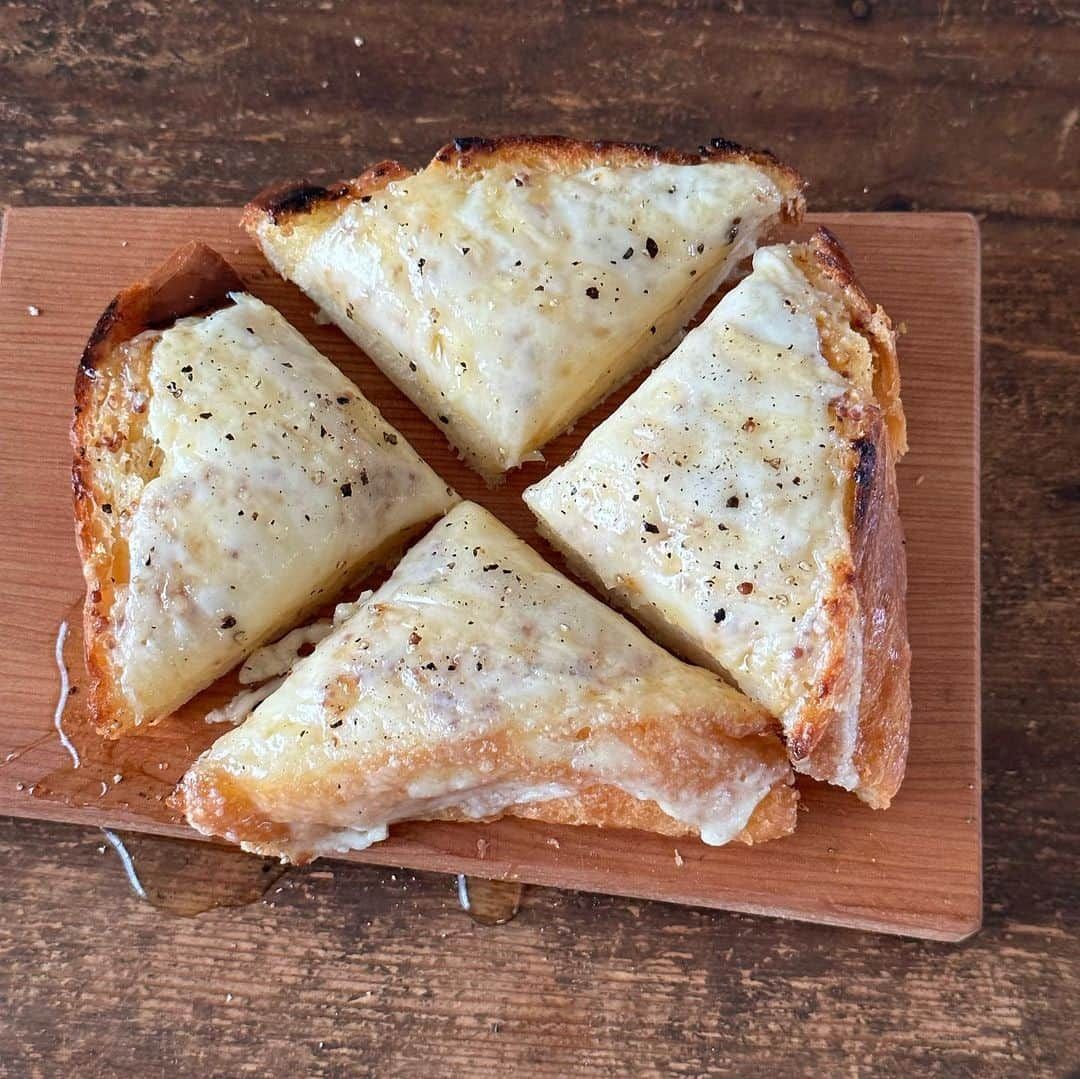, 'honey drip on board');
100,828,288,916
18,601,526,919
28,599,235,816
457,875,524,925
16,600,287,914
